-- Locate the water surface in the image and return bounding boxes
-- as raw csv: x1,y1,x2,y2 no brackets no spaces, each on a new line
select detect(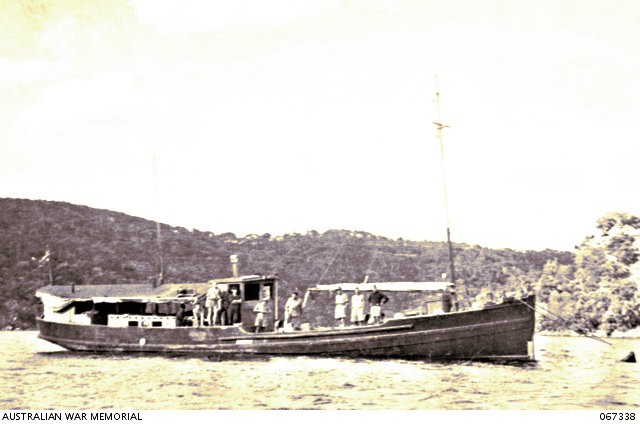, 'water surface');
1,332,638,409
